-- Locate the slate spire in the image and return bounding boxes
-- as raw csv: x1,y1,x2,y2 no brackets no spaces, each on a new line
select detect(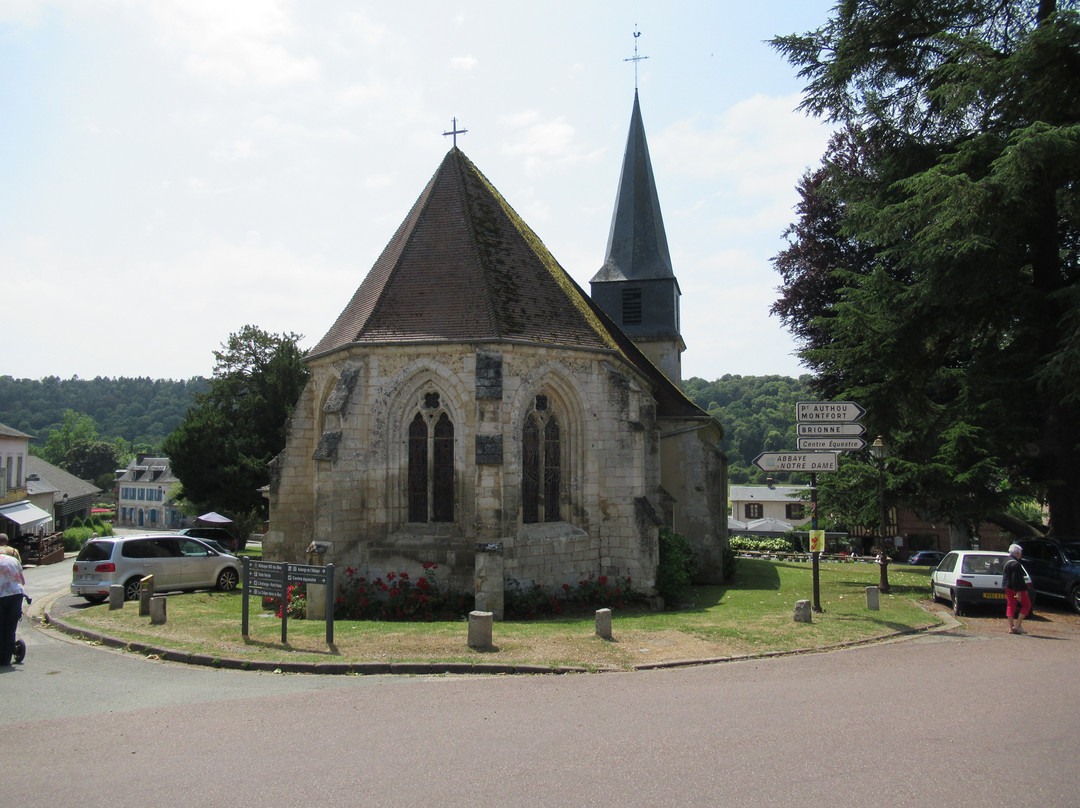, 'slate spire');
590,91,684,383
